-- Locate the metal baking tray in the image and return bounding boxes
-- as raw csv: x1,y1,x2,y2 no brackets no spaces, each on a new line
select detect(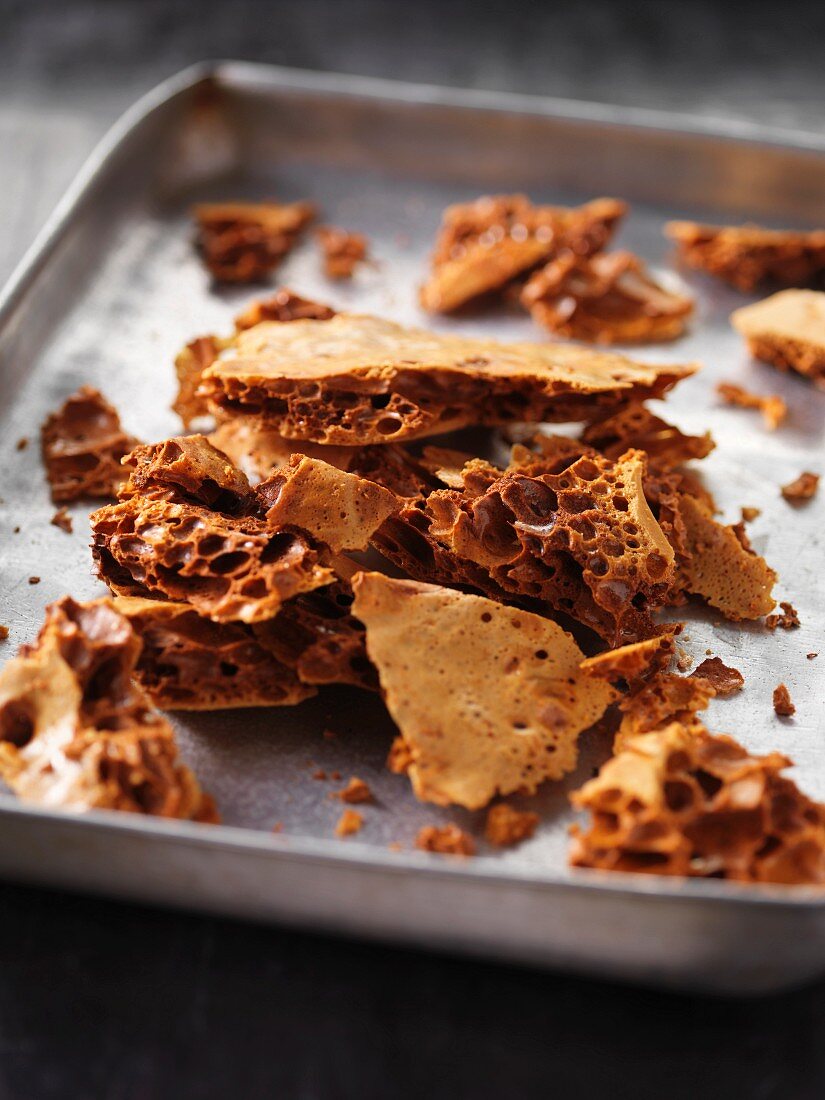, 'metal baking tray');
2,61,825,996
